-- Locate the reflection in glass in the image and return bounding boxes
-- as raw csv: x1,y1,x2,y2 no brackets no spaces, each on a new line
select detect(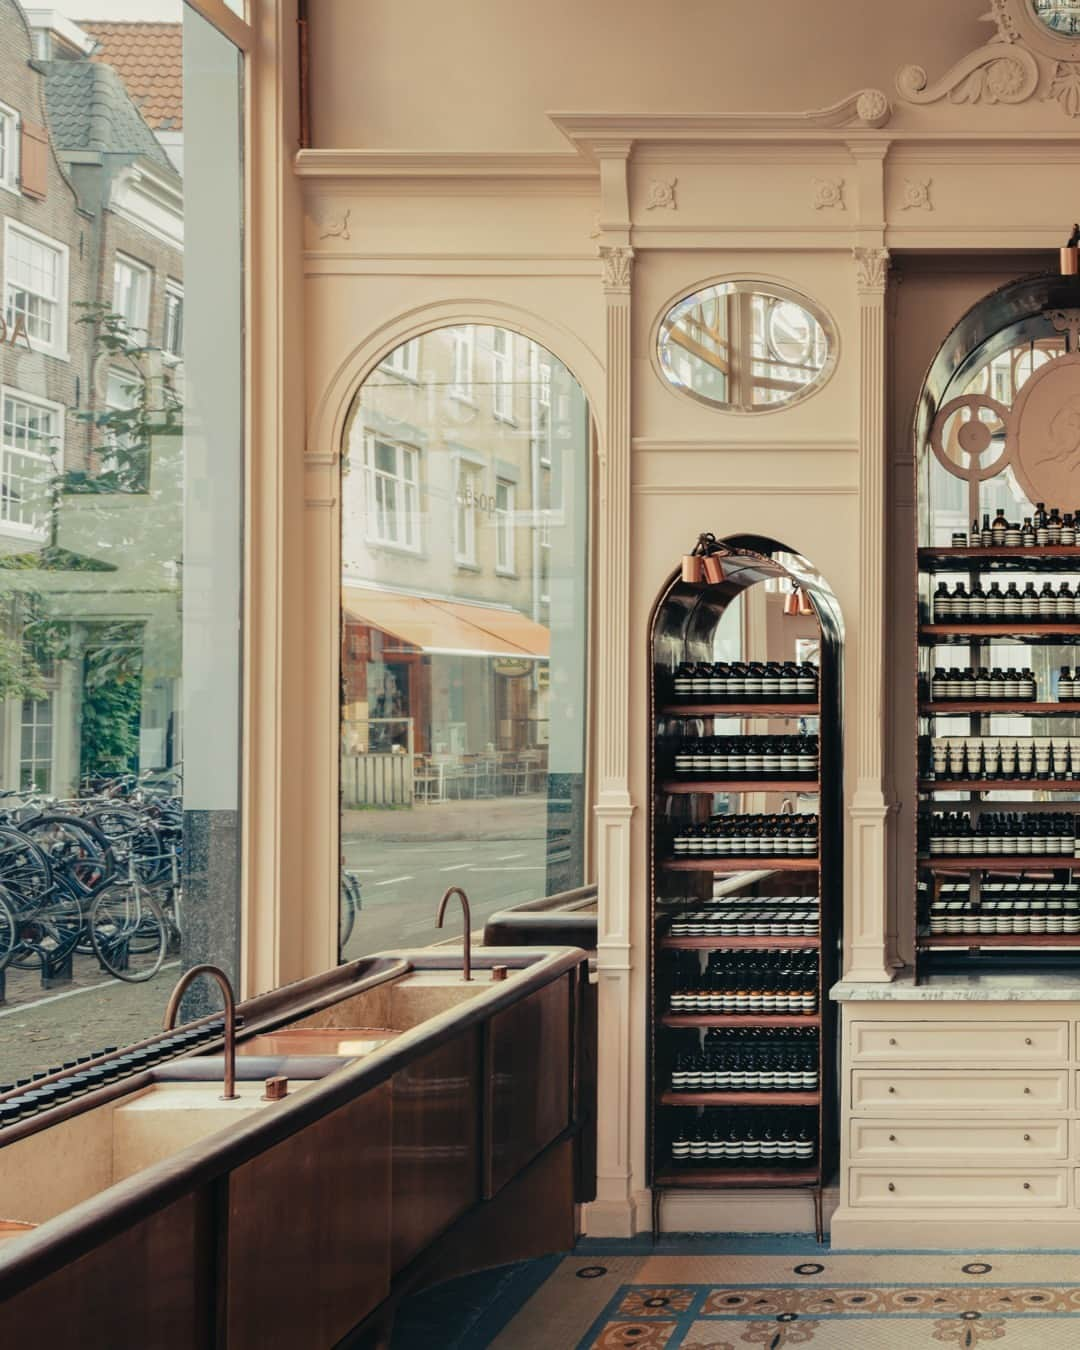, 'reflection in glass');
339,327,590,959
658,282,836,413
